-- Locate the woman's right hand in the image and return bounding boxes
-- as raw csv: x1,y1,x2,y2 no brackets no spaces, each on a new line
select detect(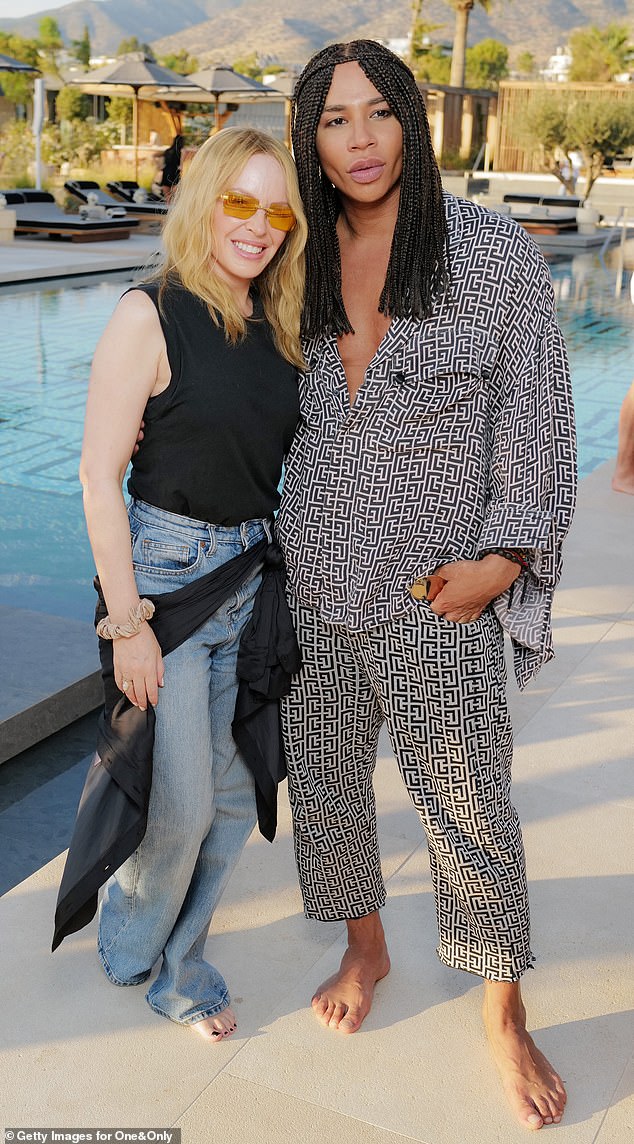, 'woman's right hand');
113,623,165,710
